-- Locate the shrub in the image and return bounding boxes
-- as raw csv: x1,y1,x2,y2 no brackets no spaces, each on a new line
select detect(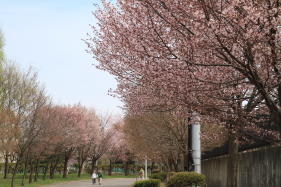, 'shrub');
151,169,160,173
133,179,161,187
150,172,167,182
167,172,206,187
166,172,177,182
